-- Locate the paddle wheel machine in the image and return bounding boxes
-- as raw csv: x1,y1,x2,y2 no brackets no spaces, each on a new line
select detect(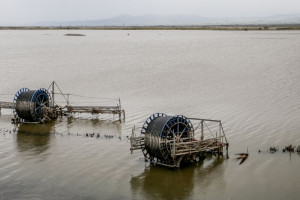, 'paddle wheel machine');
130,113,228,167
